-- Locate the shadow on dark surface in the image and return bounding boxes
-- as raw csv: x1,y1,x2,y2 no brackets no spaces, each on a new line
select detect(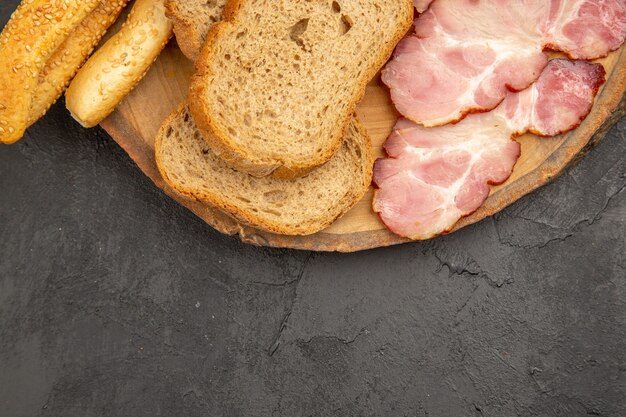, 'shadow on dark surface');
1,92,624,417
0,0,625,414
